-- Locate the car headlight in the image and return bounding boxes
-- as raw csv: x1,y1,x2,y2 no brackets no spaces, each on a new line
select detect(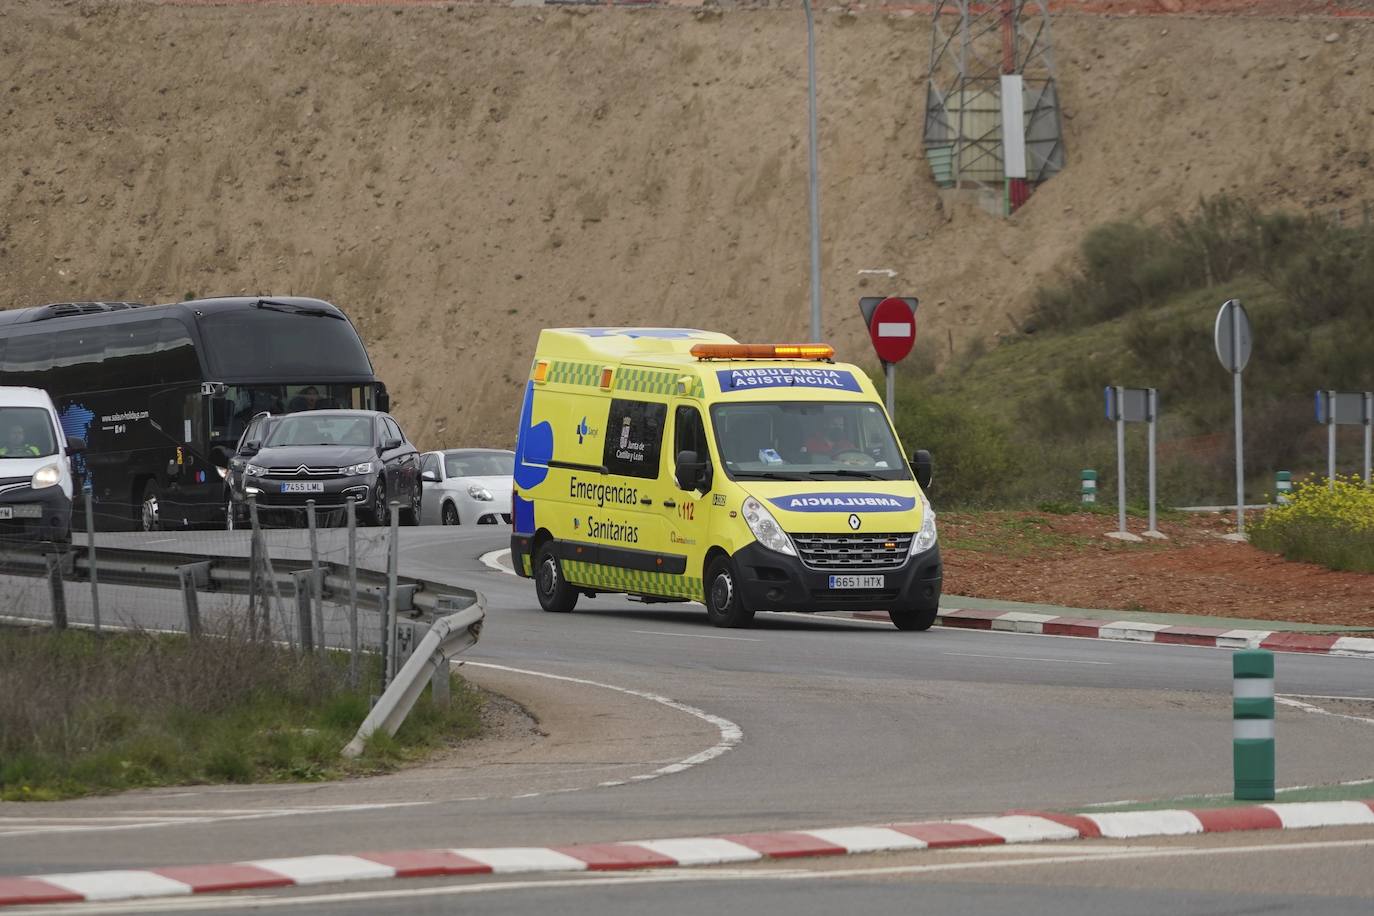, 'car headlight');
468,485,494,501
910,499,938,555
742,495,796,556
244,463,267,477
342,461,374,476
31,463,61,489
